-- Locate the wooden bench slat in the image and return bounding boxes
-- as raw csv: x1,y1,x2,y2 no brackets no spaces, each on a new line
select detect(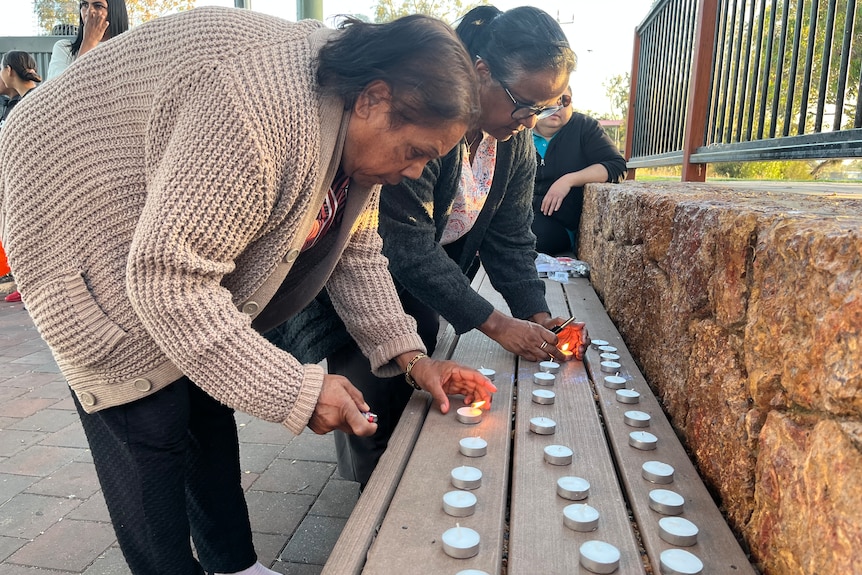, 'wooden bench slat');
563,278,756,575
508,279,646,574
